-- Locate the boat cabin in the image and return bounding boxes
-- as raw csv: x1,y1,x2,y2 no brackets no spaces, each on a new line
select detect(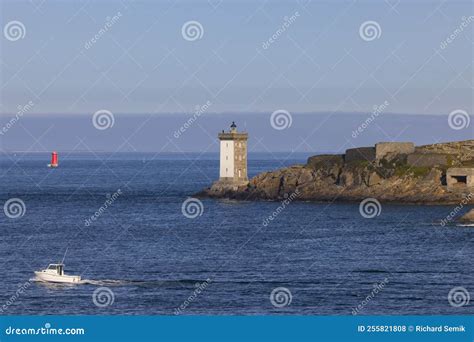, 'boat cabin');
45,264,64,275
